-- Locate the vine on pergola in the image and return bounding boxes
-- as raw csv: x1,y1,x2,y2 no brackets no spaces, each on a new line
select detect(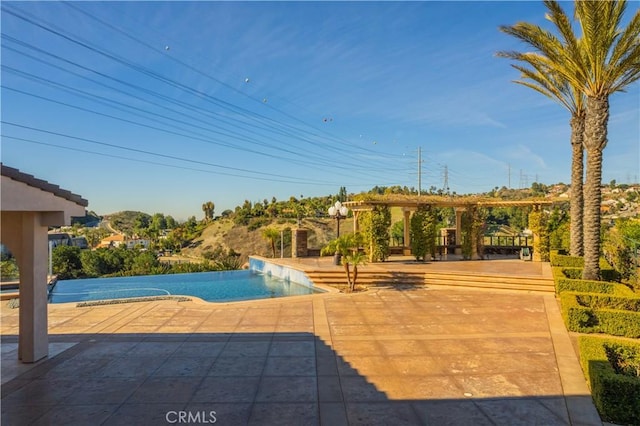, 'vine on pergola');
358,205,391,262
528,207,550,262
410,205,438,261
460,205,487,260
